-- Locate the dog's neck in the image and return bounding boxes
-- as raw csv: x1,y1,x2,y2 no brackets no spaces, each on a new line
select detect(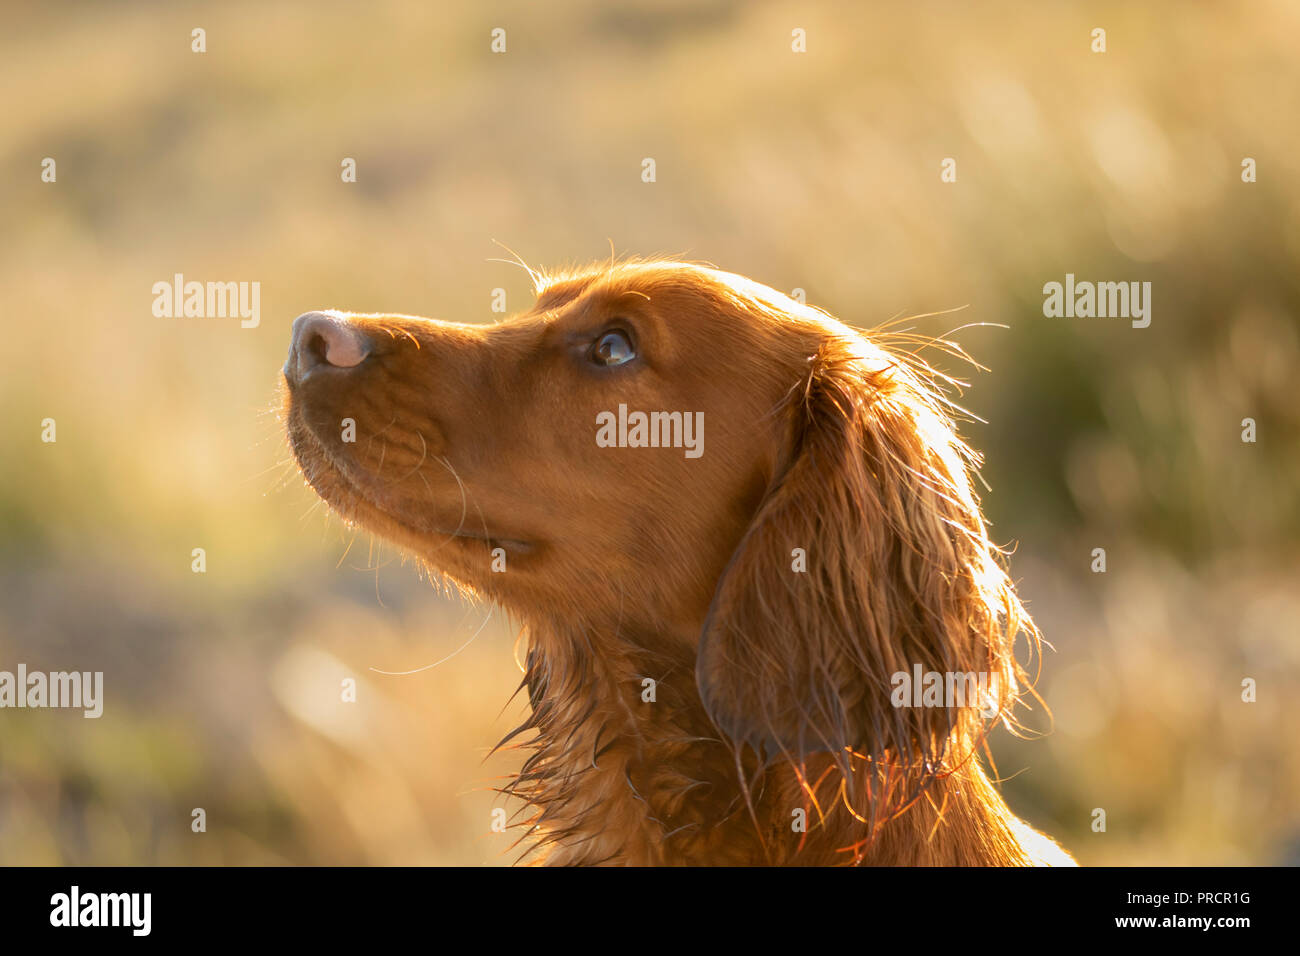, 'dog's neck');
498,619,1038,866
